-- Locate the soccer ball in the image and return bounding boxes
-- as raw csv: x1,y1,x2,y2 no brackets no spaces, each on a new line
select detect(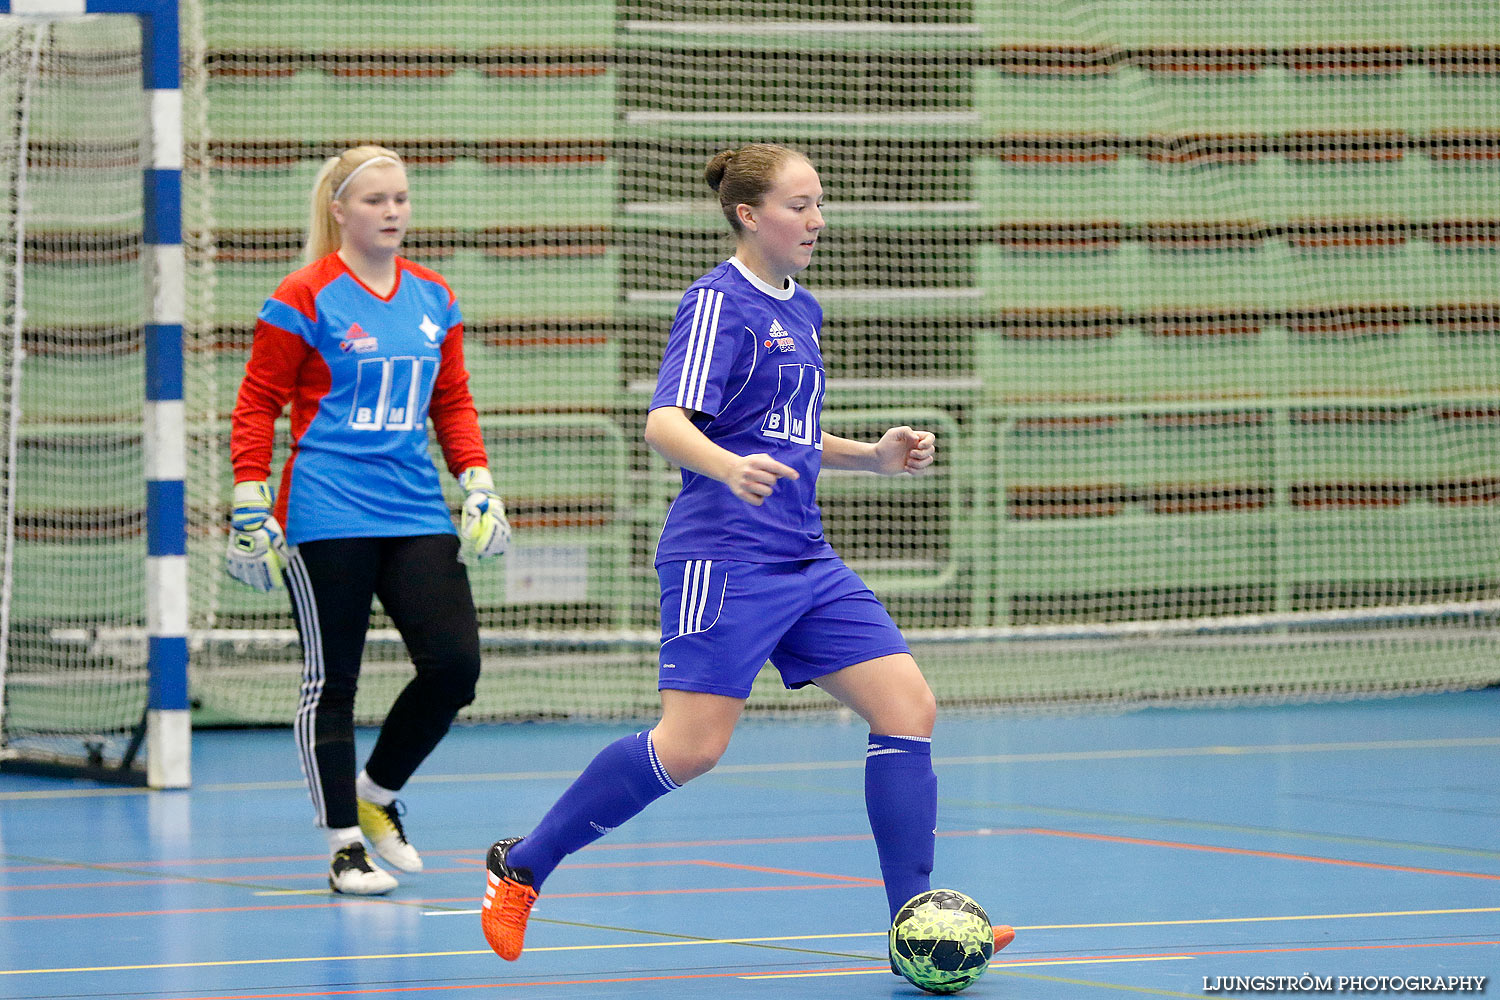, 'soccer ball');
888,889,994,995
